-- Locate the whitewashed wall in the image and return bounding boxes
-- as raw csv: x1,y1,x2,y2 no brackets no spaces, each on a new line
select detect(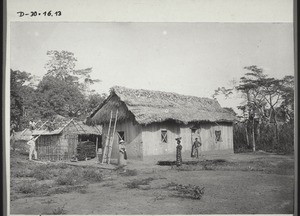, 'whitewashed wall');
142,122,233,157
102,119,143,160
